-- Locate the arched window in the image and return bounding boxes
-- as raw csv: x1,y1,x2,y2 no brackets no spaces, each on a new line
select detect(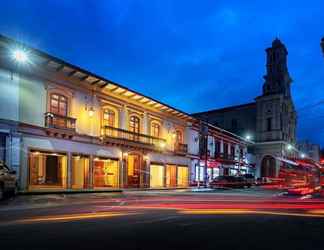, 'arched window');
129,116,140,134
50,93,68,116
151,122,160,138
103,108,115,127
175,130,183,144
